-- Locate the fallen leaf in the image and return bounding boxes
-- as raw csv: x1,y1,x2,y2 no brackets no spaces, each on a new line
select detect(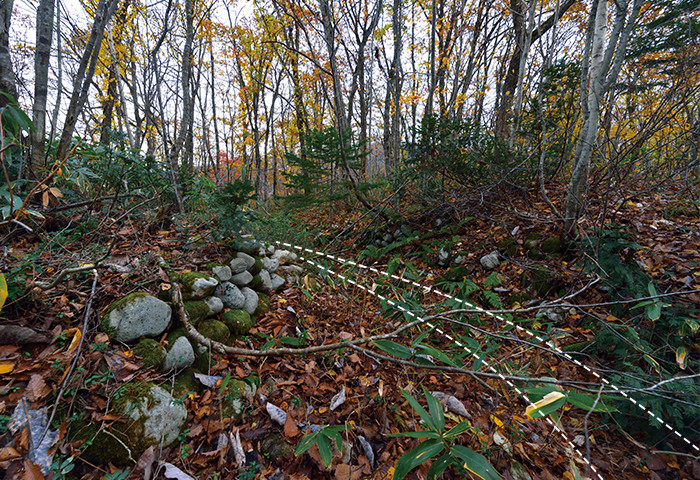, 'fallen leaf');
24,458,45,480
284,409,300,439
162,462,194,480
0,361,15,374
330,386,346,411
266,402,287,426
26,374,49,402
